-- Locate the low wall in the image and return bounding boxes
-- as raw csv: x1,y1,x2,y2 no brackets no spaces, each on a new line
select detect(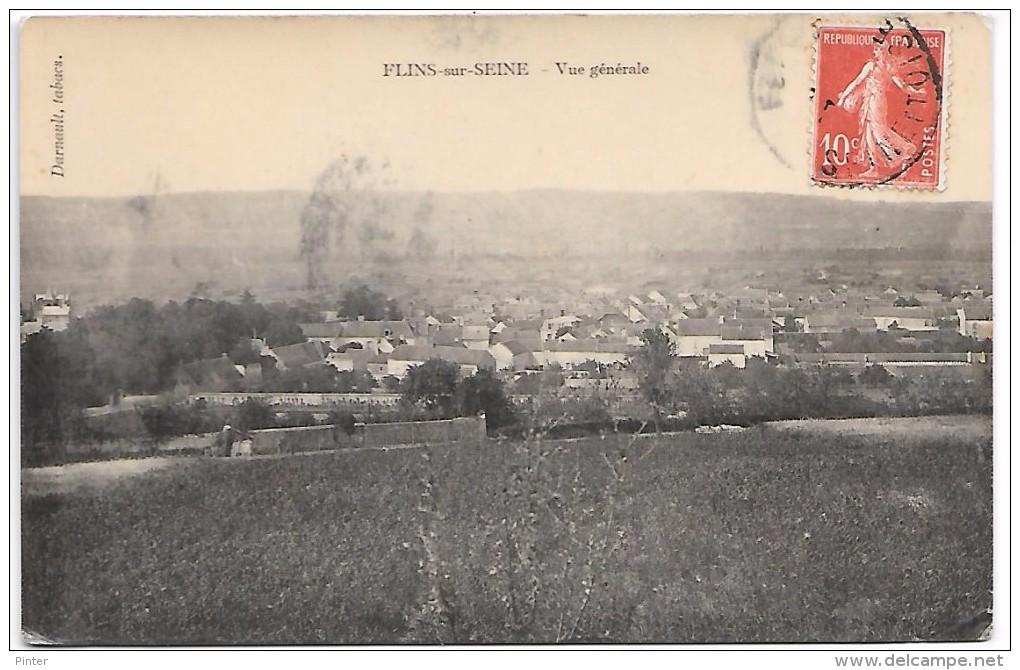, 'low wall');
214,416,487,456
246,416,487,454
26,417,487,466
359,416,486,448
24,432,218,467
190,392,402,408
248,424,356,455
